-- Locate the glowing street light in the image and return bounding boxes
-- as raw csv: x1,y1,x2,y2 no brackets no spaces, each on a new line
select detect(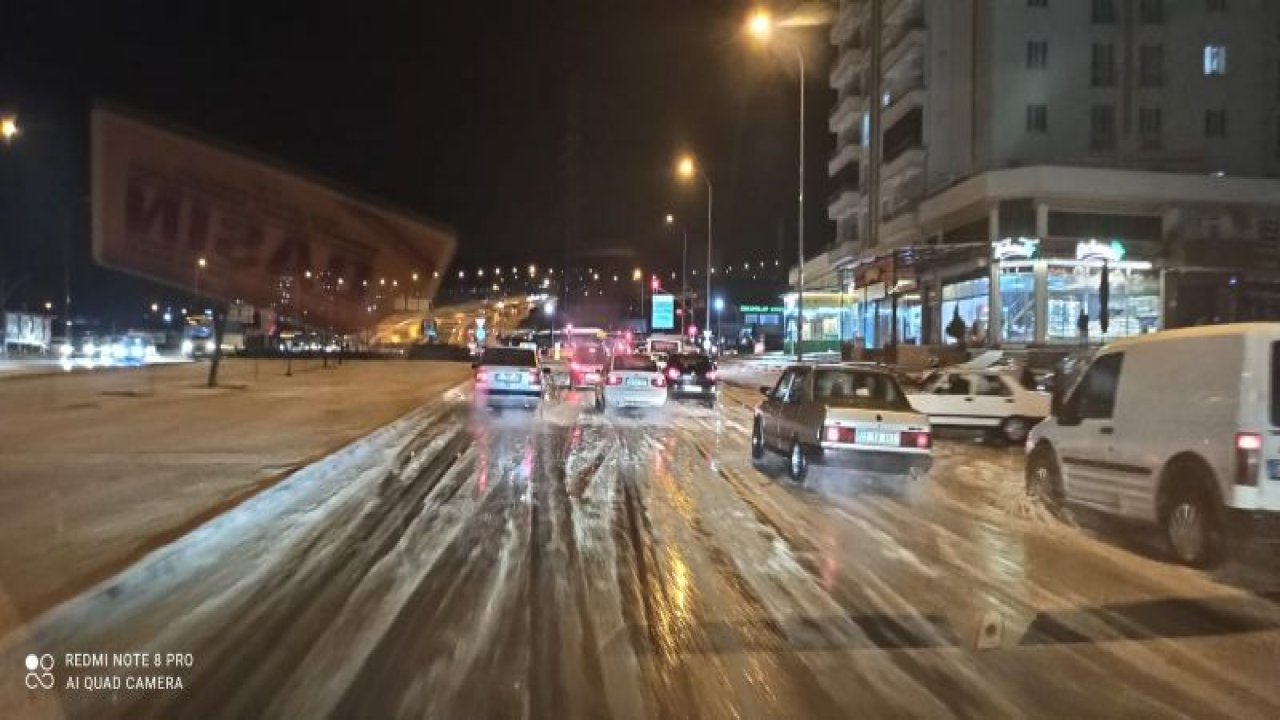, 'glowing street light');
528,264,537,276
150,302,159,312
746,8,773,43
304,270,313,279
1,115,19,144
675,153,713,333
665,213,675,225
44,301,52,311
197,257,207,269
412,272,419,282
